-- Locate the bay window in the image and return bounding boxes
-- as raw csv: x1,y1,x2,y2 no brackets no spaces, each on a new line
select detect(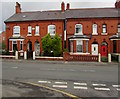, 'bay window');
71,41,73,53
12,41,17,51
20,41,23,51
76,40,83,52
